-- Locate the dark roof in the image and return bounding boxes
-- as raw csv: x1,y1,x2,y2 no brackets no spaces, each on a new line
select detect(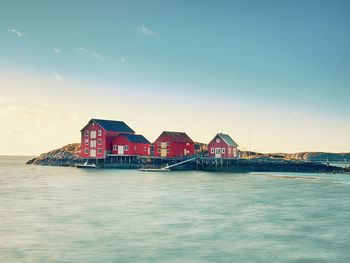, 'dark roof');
90,119,135,133
121,133,150,144
157,131,194,143
217,133,239,147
